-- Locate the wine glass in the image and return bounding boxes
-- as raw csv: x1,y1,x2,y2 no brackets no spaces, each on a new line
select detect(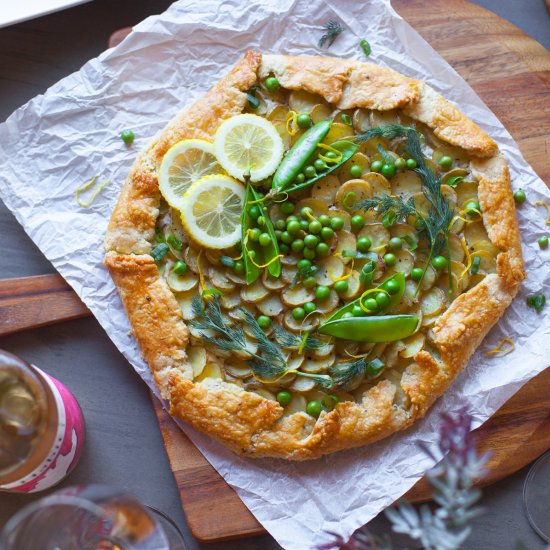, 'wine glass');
0,484,188,549
523,450,550,542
